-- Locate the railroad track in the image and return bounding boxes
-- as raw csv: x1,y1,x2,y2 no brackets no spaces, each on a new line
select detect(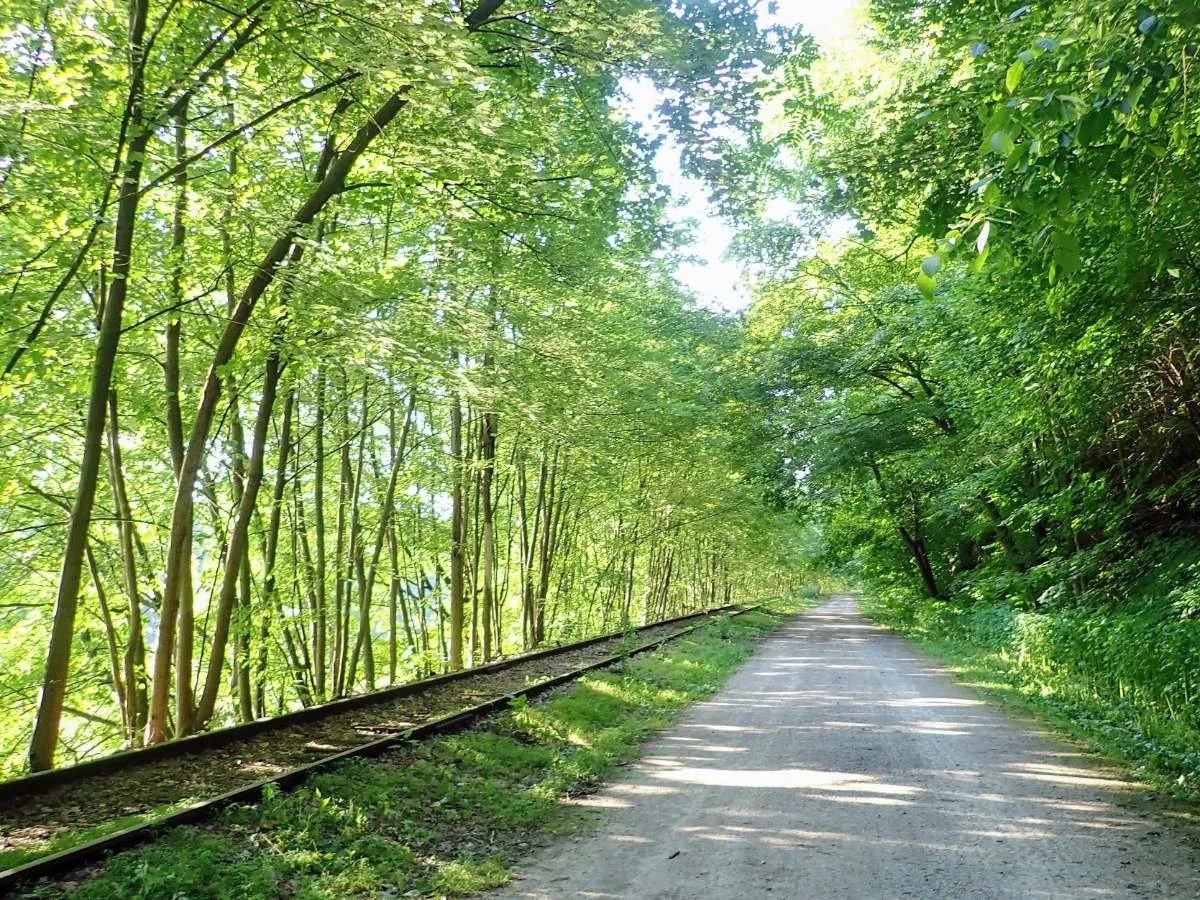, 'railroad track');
0,604,756,894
